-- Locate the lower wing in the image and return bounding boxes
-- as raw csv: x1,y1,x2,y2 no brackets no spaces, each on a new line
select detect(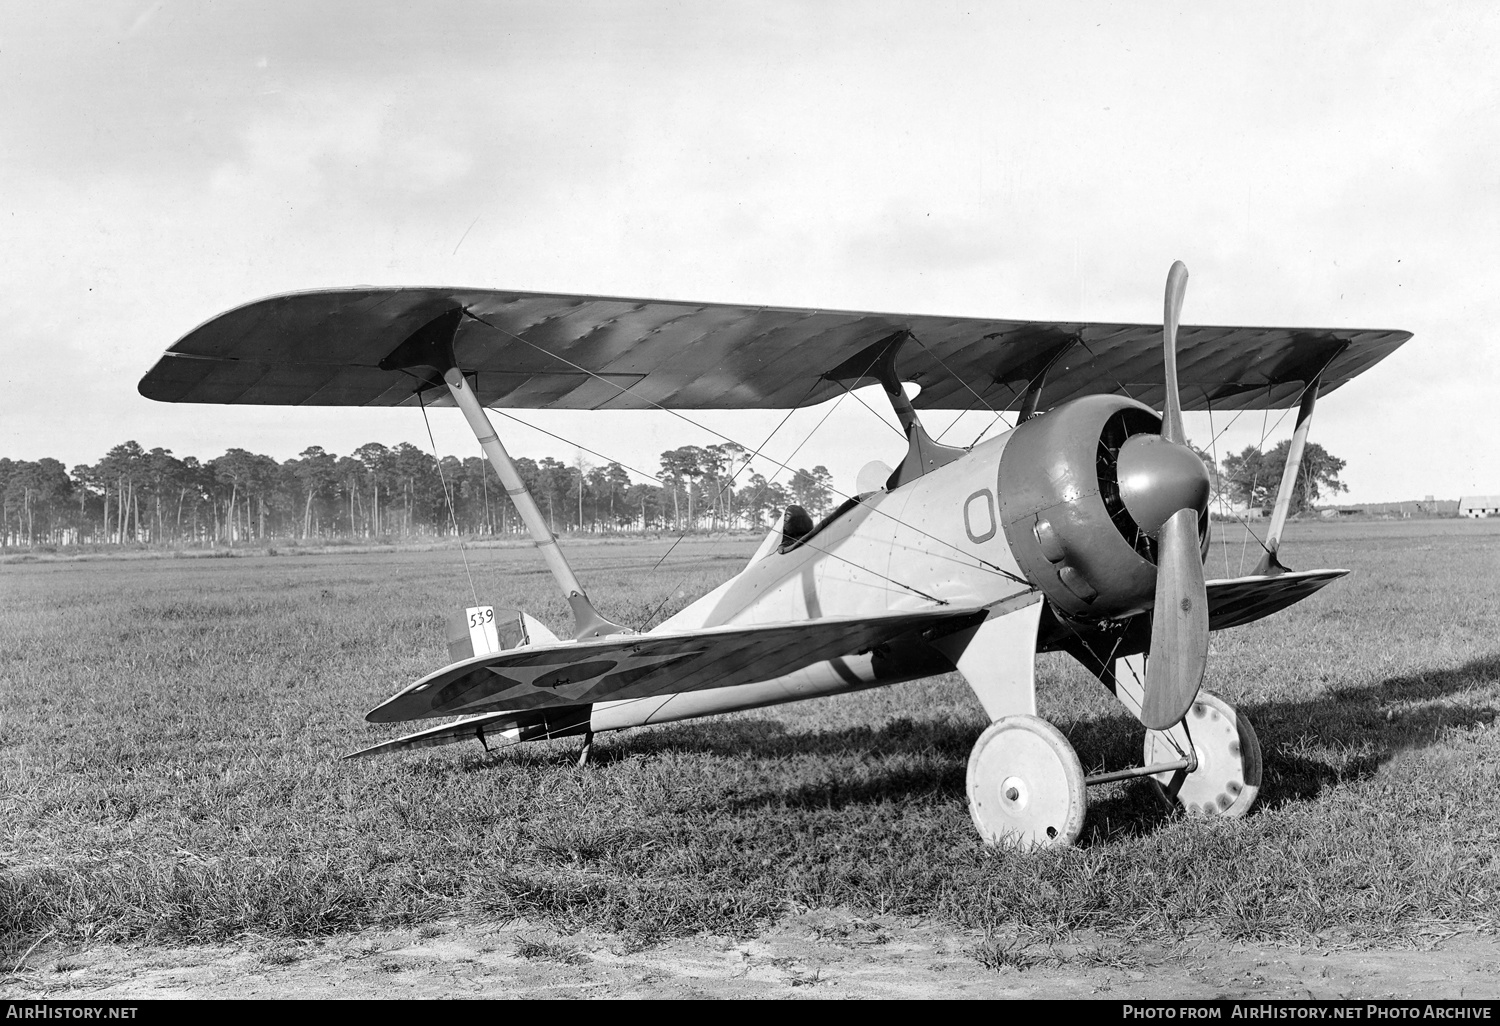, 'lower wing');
1206,568,1349,630
365,607,987,724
